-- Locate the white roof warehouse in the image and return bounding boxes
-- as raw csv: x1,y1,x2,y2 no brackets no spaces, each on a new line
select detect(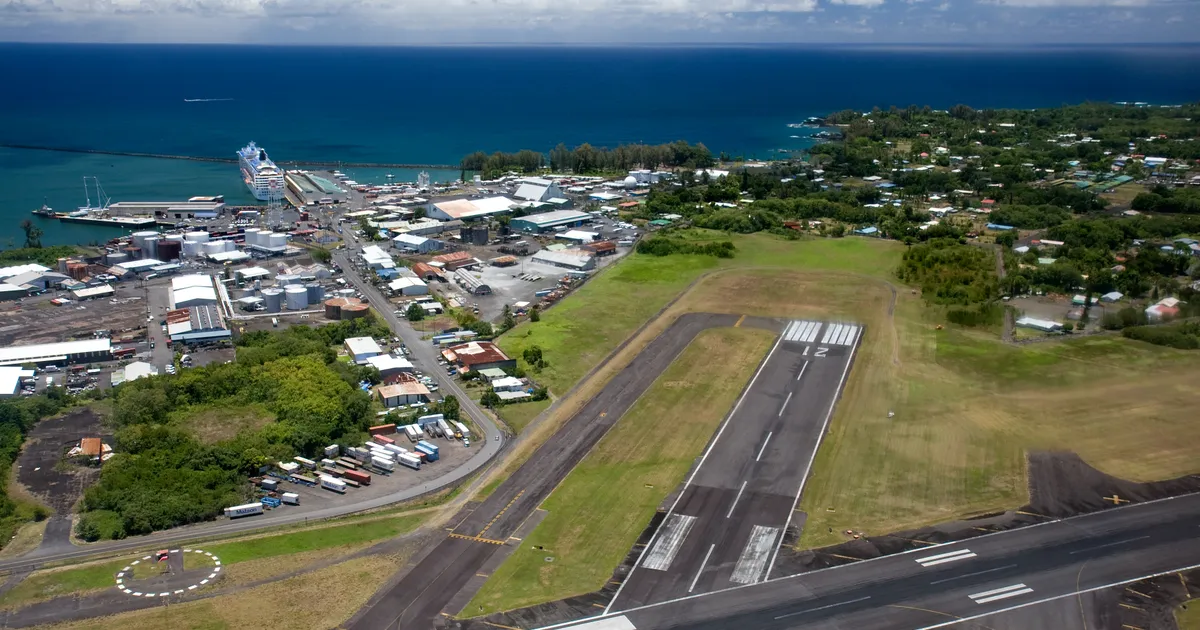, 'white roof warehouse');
0,339,113,367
